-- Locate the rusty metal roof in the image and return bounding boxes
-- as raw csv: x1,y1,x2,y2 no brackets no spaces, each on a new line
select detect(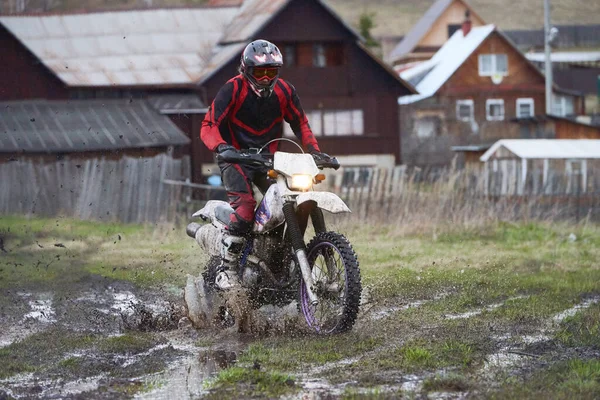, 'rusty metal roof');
0,99,190,153
0,7,239,87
